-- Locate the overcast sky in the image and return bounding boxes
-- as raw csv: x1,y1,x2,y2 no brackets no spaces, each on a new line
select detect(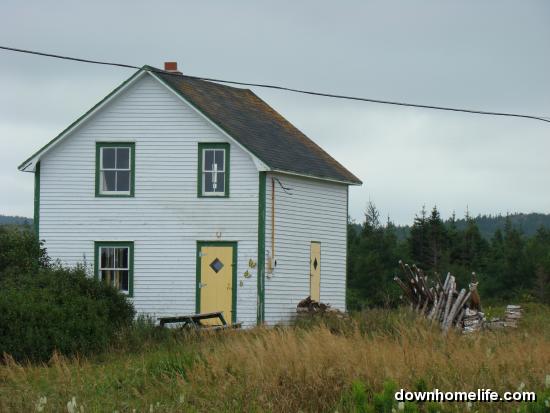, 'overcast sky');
1,1,549,225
